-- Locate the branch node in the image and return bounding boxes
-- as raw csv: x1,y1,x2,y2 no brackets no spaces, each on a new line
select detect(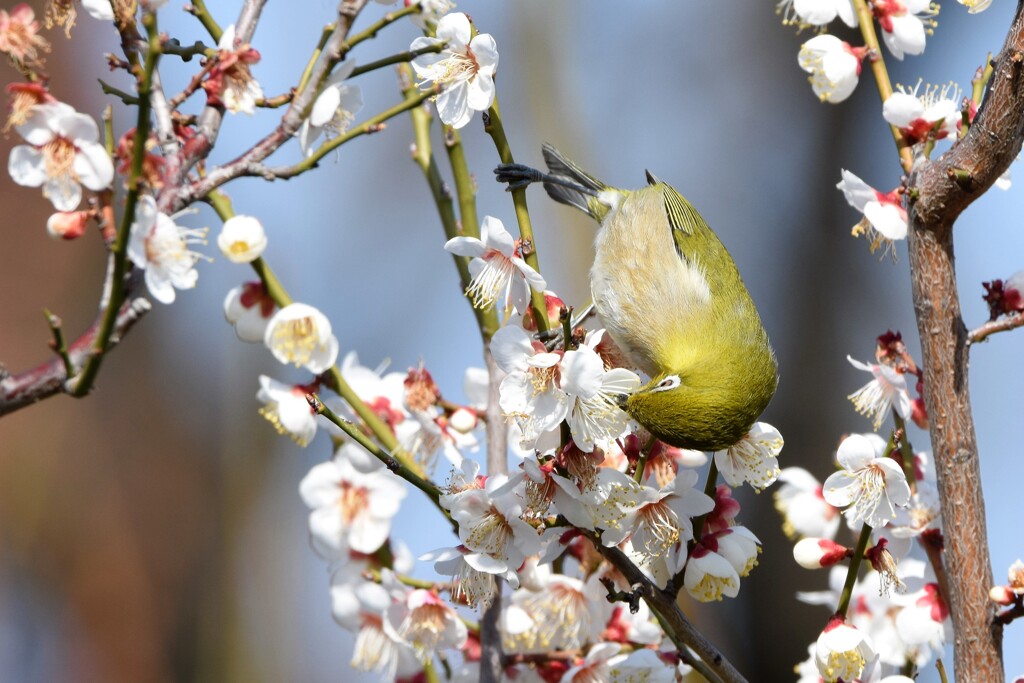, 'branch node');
946,167,975,190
